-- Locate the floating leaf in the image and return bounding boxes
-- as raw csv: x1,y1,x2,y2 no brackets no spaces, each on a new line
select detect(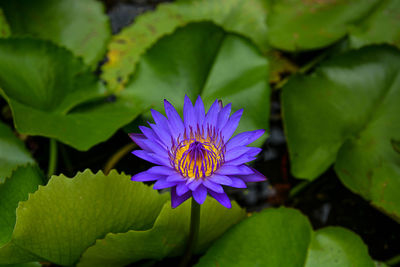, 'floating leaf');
0,8,10,38
305,227,376,267
349,0,400,49
123,22,270,145
0,169,244,266
0,165,43,247
282,46,400,221
197,208,375,267
0,38,145,151
78,199,245,267
0,121,34,182
0,170,168,265
0,0,111,66
267,0,379,51
101,0,268,91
